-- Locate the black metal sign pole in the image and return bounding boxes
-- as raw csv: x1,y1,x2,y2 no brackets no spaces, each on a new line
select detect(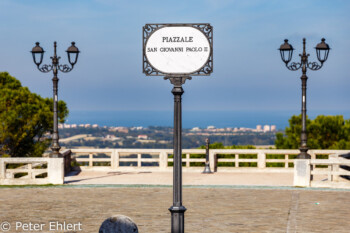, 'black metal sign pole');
165,76,191,233
143,23,213,233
